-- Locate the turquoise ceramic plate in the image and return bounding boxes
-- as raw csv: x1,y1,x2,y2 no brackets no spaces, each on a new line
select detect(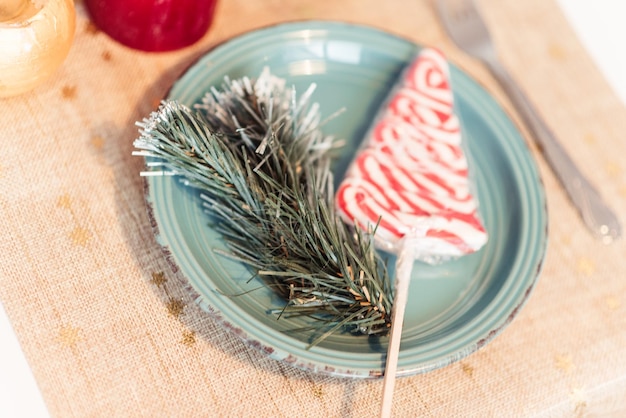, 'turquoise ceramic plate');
145,21,548,378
